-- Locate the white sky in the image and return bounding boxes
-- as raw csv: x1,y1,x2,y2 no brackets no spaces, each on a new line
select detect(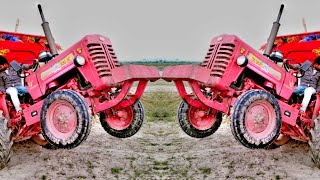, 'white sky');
0,0,319,61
